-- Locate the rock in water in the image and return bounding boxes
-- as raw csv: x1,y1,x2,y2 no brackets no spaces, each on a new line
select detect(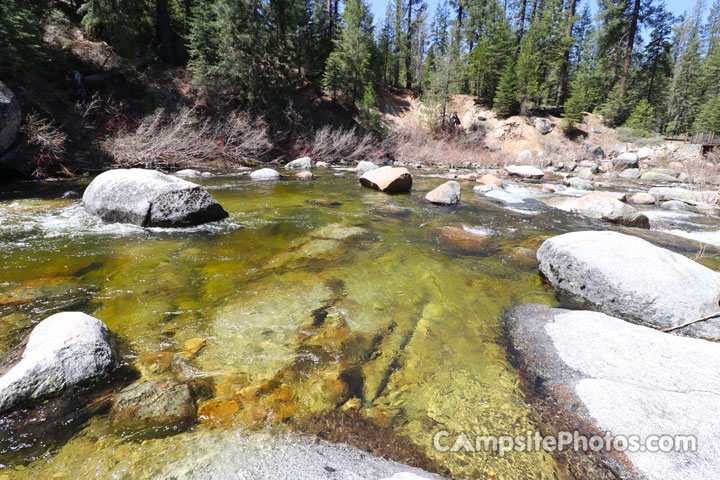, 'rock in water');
285,157,312,169
355,160,379,173
506,304,720,480
174,169,202,178
545,193,649,228
0,81,20,154
250,168,281,181
425,181,461,205
478,174,503,188
359,166,412,193
628,192,655,205
504,165,544,179
0,312,116,413
83,169,228,227
537,230,720,339
111,380,197,432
